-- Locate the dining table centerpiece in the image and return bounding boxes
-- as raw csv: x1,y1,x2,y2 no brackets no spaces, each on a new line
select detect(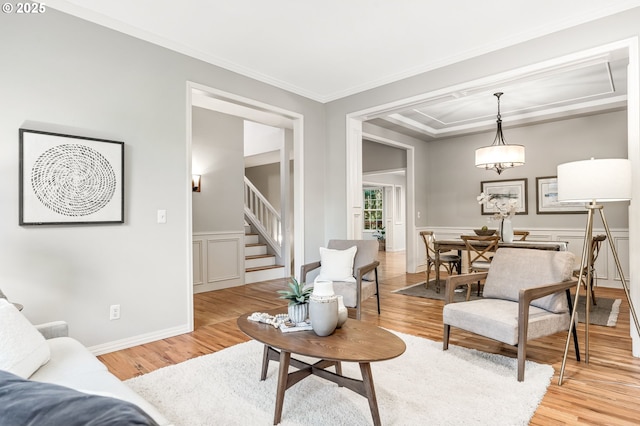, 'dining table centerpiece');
477,192,518,242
